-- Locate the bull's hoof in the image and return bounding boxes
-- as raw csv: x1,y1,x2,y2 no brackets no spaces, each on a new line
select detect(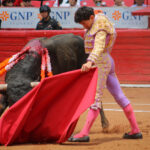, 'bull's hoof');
68,136,90,142
123,132,143,139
